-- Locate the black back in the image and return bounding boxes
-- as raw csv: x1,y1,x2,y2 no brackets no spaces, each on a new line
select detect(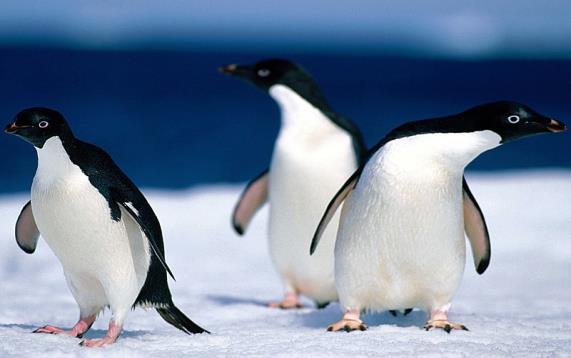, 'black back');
62,138,175,308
